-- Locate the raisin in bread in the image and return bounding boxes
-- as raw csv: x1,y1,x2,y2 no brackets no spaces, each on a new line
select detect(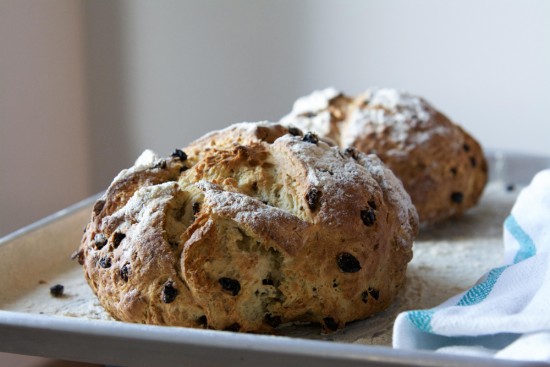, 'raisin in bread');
281,88,488,225
77,122,418,333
